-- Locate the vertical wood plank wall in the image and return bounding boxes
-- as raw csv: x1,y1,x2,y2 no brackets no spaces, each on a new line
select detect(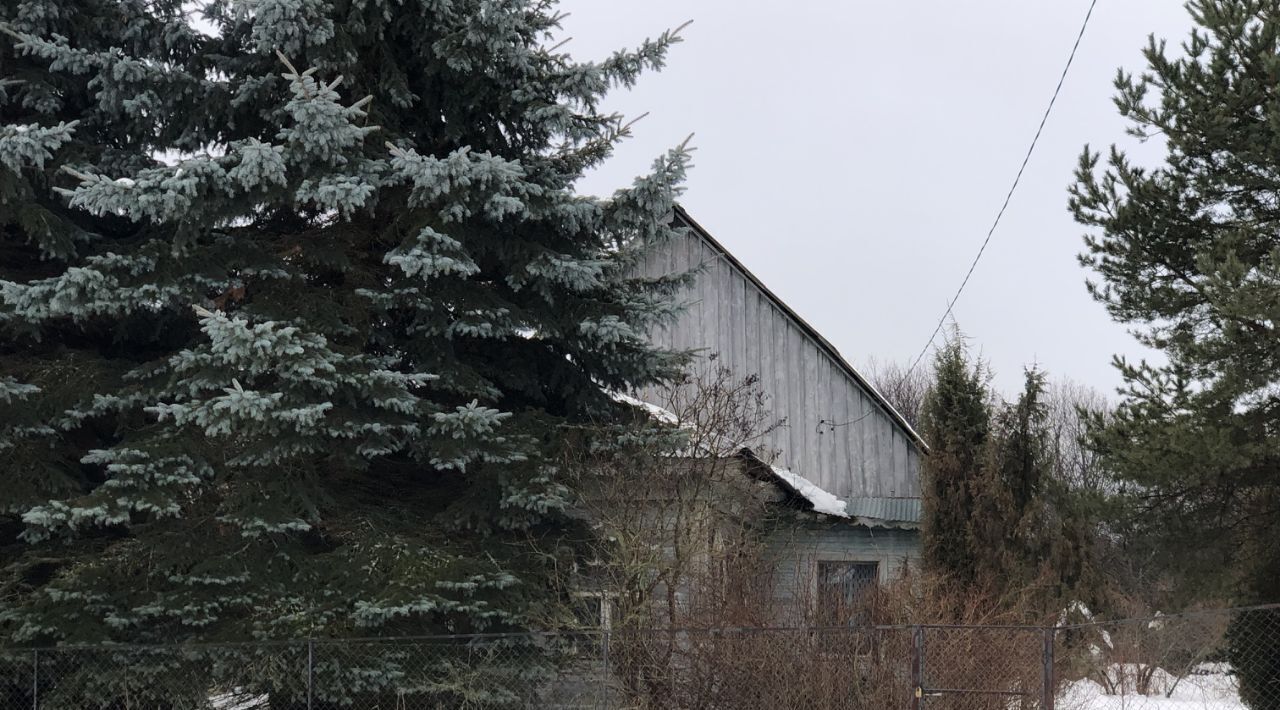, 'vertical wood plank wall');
638,216,922,499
